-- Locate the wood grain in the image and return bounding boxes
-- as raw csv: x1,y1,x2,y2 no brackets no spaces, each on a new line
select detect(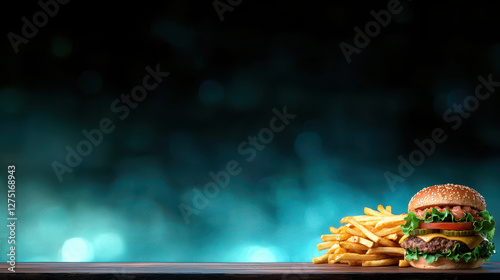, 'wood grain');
0,262,498,279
